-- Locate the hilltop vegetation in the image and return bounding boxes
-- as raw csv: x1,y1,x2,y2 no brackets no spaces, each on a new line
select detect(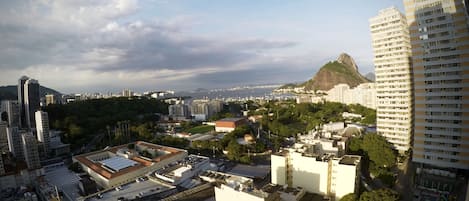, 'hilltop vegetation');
276,53,371,92
257,101,376,139
304,60,370,91
45,97,168,148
